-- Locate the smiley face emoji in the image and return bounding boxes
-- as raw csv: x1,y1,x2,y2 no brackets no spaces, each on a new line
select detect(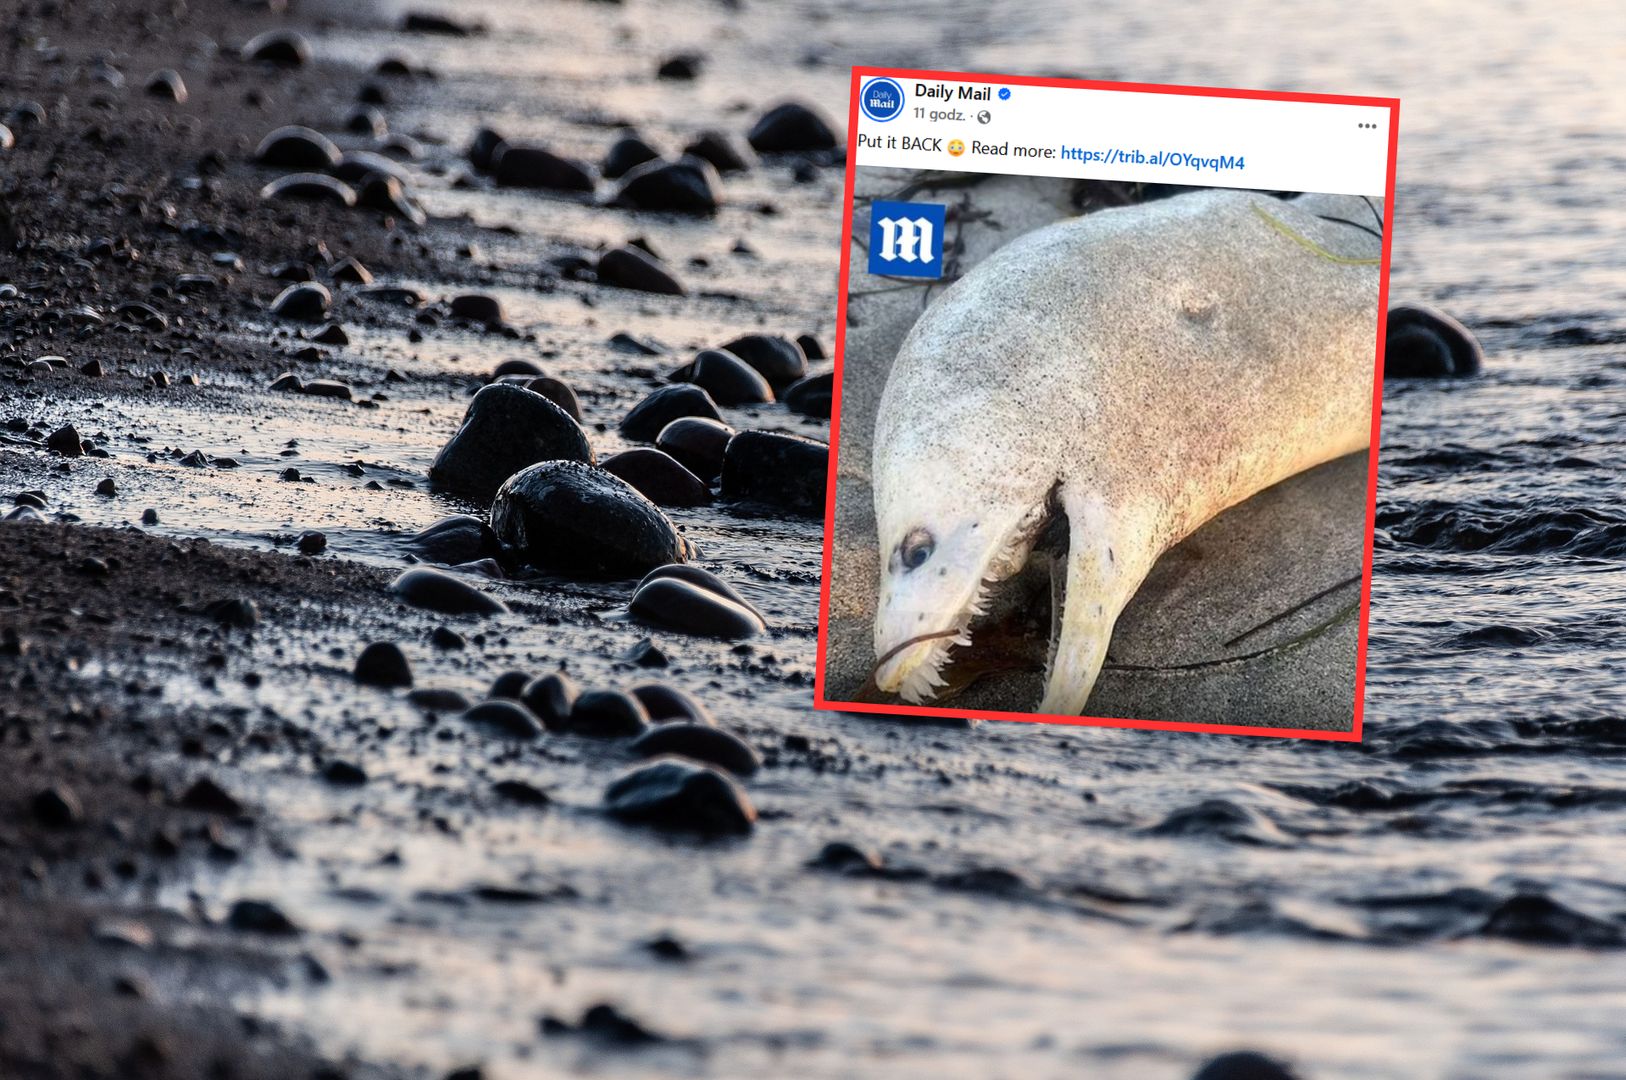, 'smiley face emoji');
947,138,966,157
